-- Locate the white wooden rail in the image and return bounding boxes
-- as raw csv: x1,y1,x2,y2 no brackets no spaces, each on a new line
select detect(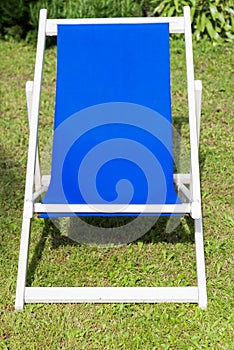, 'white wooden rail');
25,287,198,304
46,17,185,36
